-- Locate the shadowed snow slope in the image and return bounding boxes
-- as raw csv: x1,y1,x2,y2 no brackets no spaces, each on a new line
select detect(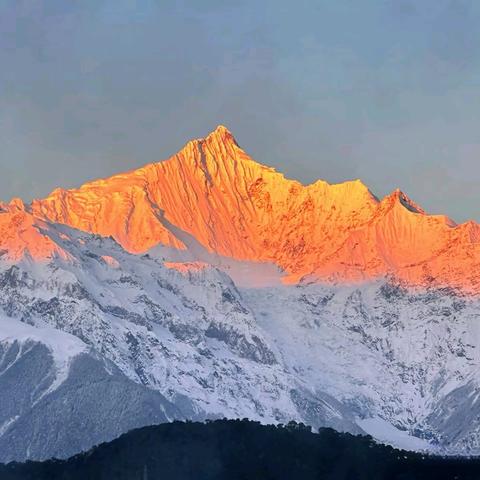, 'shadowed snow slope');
0,314,180,463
